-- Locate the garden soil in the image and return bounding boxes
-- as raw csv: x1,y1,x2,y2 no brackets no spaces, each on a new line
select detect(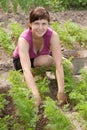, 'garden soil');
0,7,87,130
